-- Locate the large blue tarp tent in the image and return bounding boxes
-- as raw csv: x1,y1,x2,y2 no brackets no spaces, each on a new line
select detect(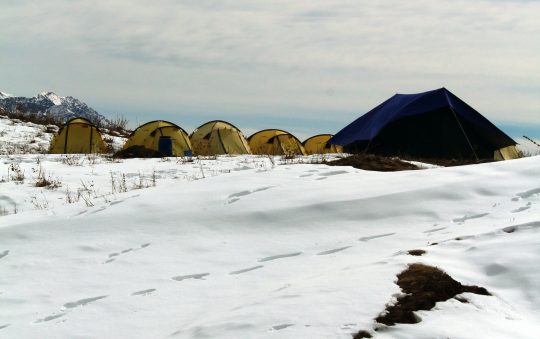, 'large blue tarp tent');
329,88,517,159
